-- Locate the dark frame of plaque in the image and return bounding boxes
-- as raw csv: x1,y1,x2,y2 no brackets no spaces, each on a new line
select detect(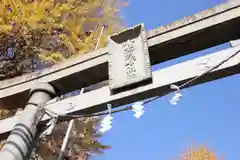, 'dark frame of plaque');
108,24,152,94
